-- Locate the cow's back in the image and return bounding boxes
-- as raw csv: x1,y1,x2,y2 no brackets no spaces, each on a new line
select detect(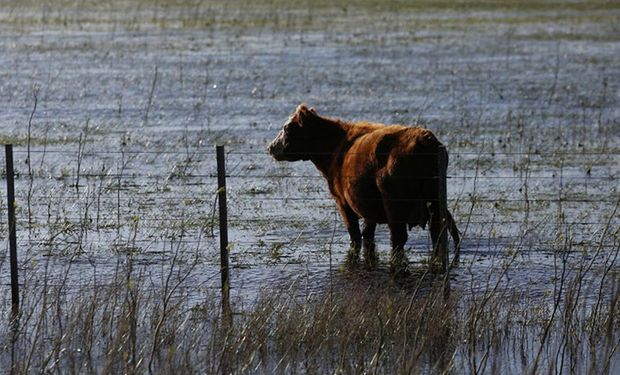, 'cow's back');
337,124,442,226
